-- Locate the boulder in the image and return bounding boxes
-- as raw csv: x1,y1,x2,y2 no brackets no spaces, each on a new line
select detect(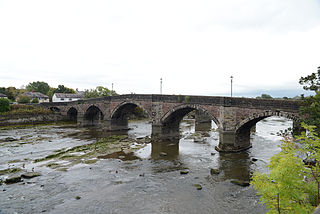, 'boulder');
193,184,202,190
5,175,22,184
180,170,189,175
210,168,220,175
21,172,41,179
230,179,250,187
